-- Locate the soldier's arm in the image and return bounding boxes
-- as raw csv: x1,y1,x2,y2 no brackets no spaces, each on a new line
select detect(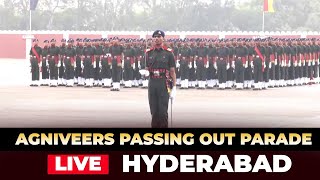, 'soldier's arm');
168,52,176,87
39,47,43,60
